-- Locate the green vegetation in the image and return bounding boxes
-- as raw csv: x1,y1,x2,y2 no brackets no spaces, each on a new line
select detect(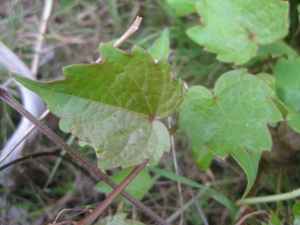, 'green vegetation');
1,0,300,224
